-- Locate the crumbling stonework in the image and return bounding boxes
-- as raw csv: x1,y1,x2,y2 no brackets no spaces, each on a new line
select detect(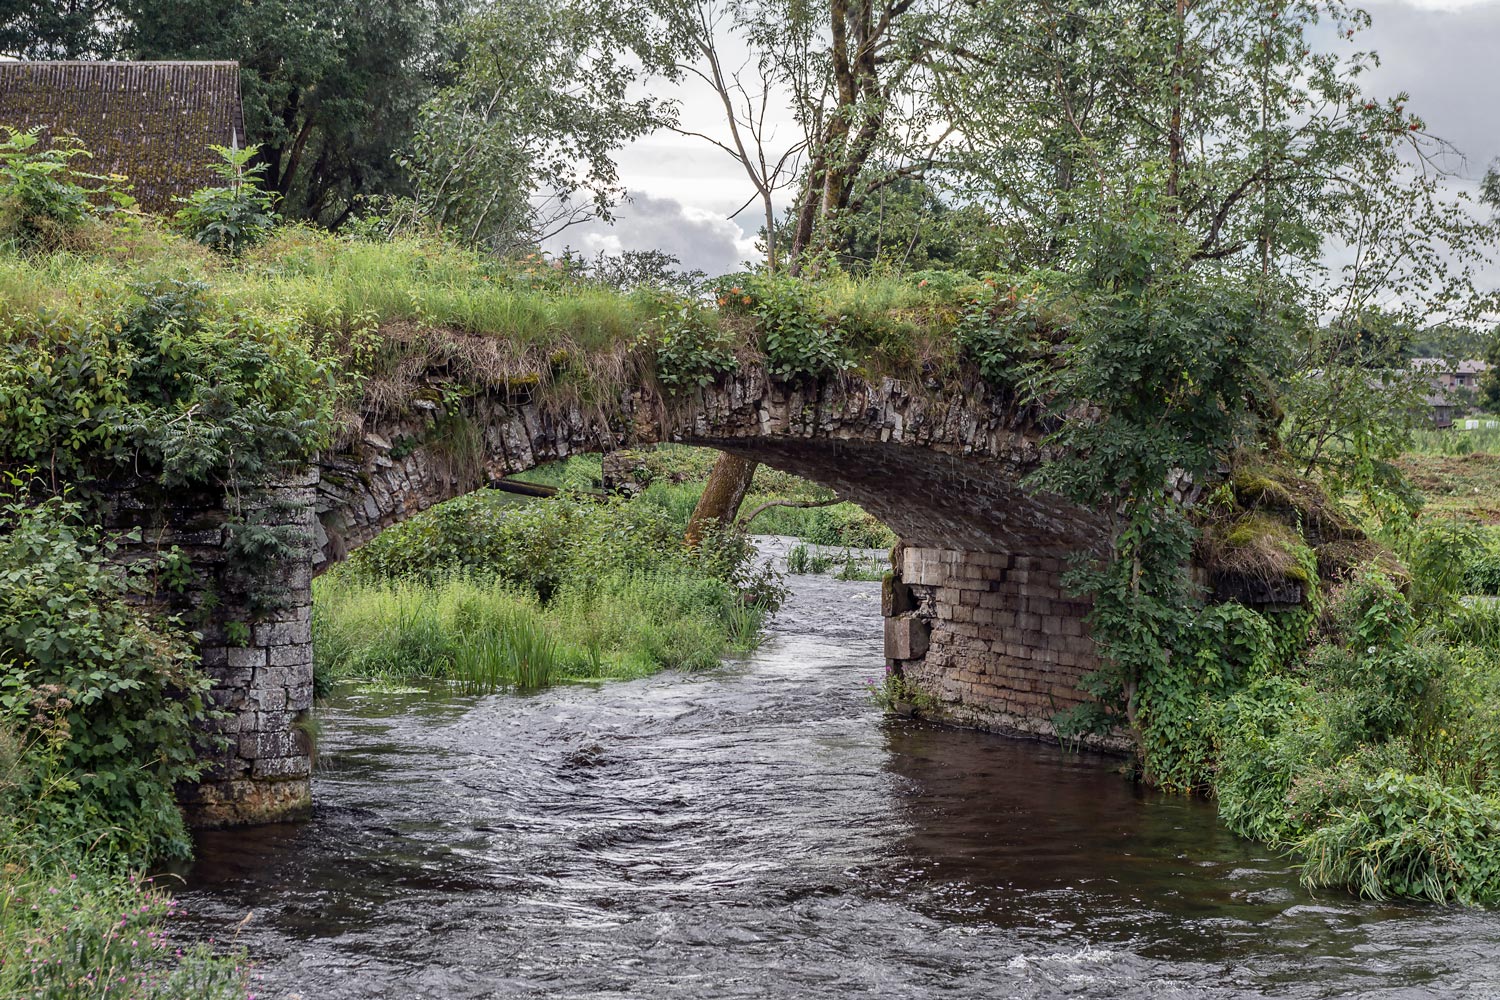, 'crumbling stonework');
884,546,1124,749
102,471,317,827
